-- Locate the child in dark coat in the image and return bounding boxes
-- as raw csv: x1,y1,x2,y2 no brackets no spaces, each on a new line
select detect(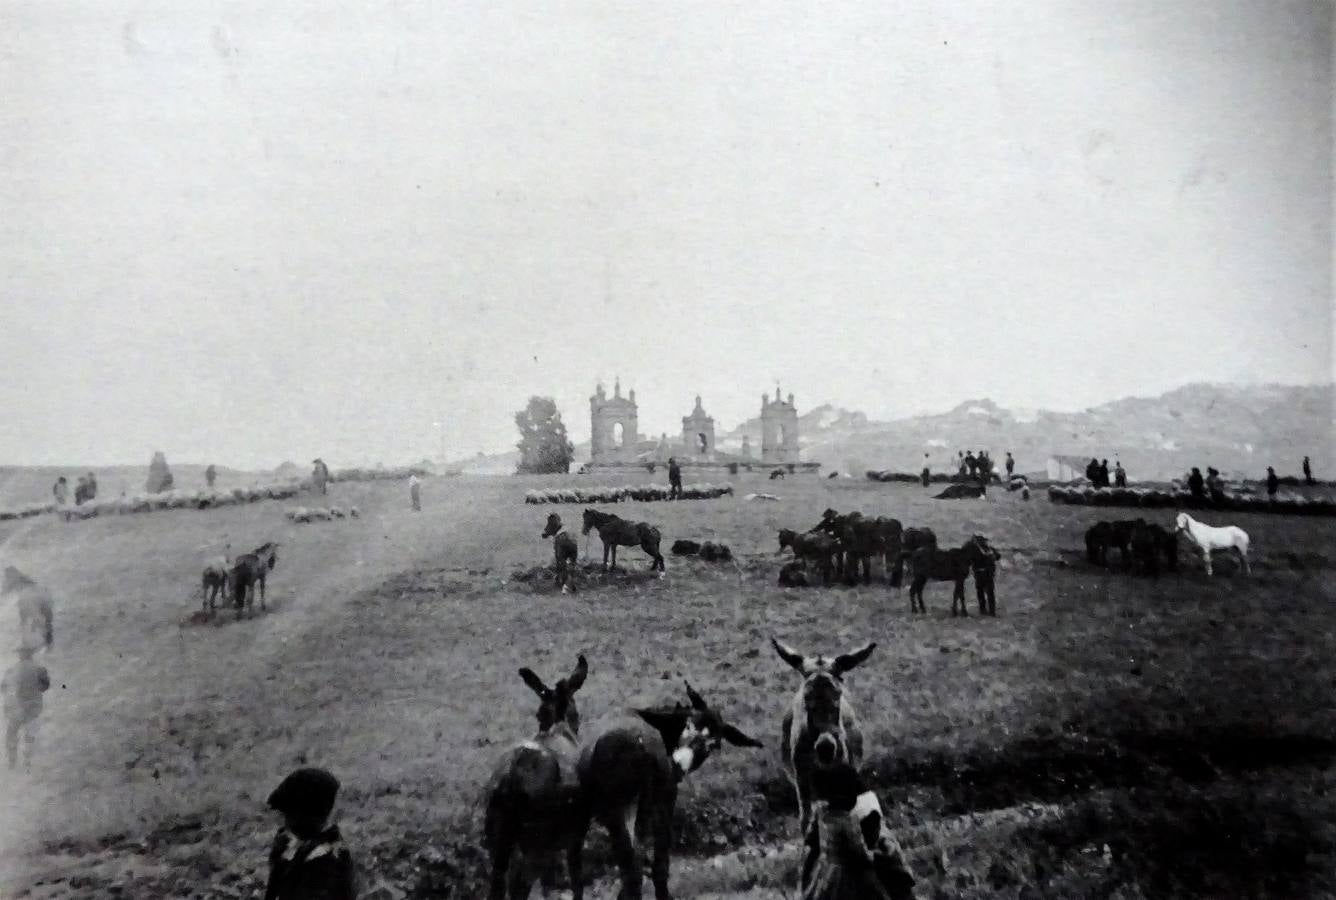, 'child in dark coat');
264,767,357,900
801,762,917,900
